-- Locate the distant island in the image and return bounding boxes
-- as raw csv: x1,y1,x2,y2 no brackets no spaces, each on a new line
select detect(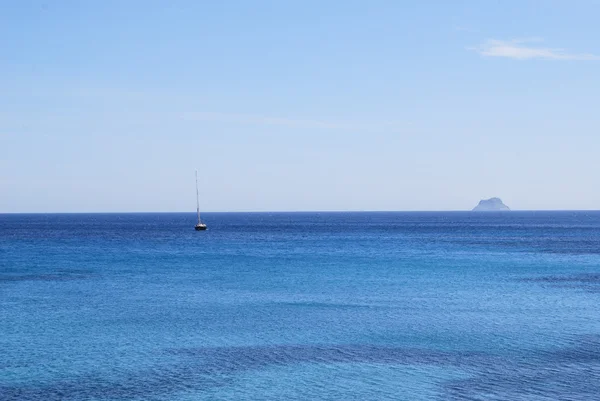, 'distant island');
472,197,510,211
